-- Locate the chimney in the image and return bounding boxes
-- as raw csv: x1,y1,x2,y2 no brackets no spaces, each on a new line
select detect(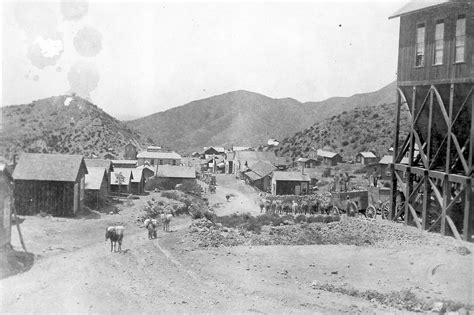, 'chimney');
13,154,18,167
301,163,305,175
